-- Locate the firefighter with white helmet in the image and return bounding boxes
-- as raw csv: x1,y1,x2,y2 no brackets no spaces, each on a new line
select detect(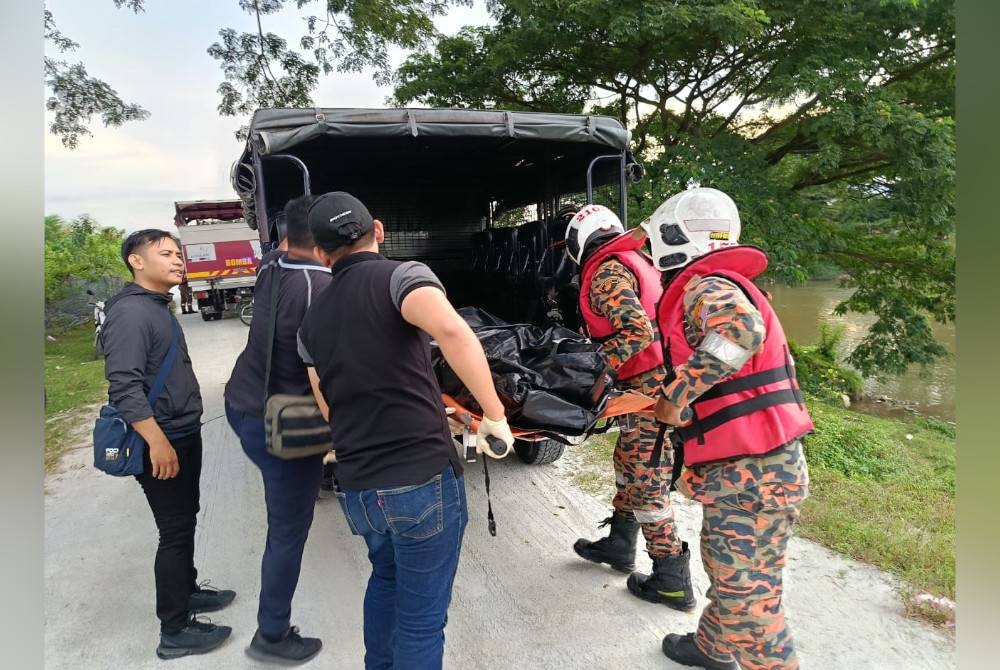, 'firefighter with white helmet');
641,185,812,670
641,185,742,271
564,203,695,611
